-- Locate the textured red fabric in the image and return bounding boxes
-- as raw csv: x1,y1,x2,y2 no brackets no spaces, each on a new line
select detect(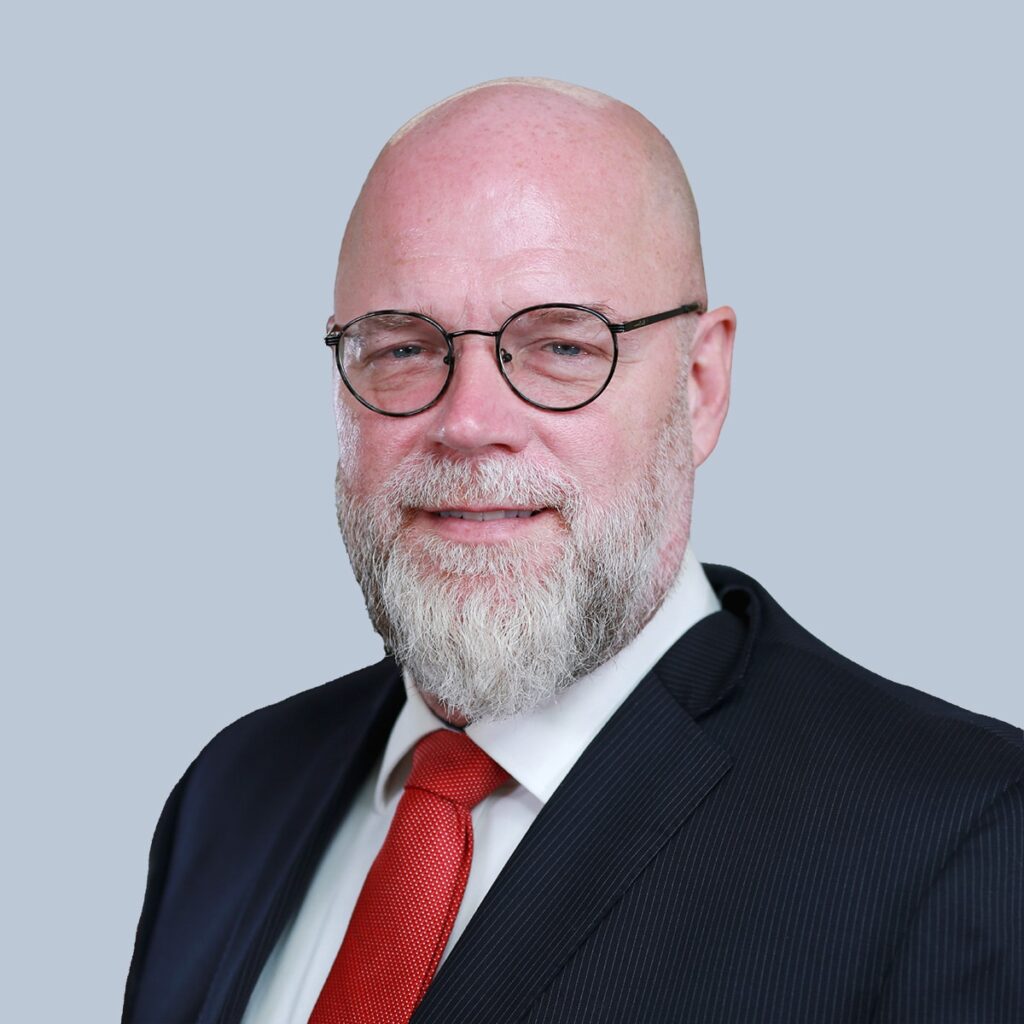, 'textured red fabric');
308,729,511,1024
